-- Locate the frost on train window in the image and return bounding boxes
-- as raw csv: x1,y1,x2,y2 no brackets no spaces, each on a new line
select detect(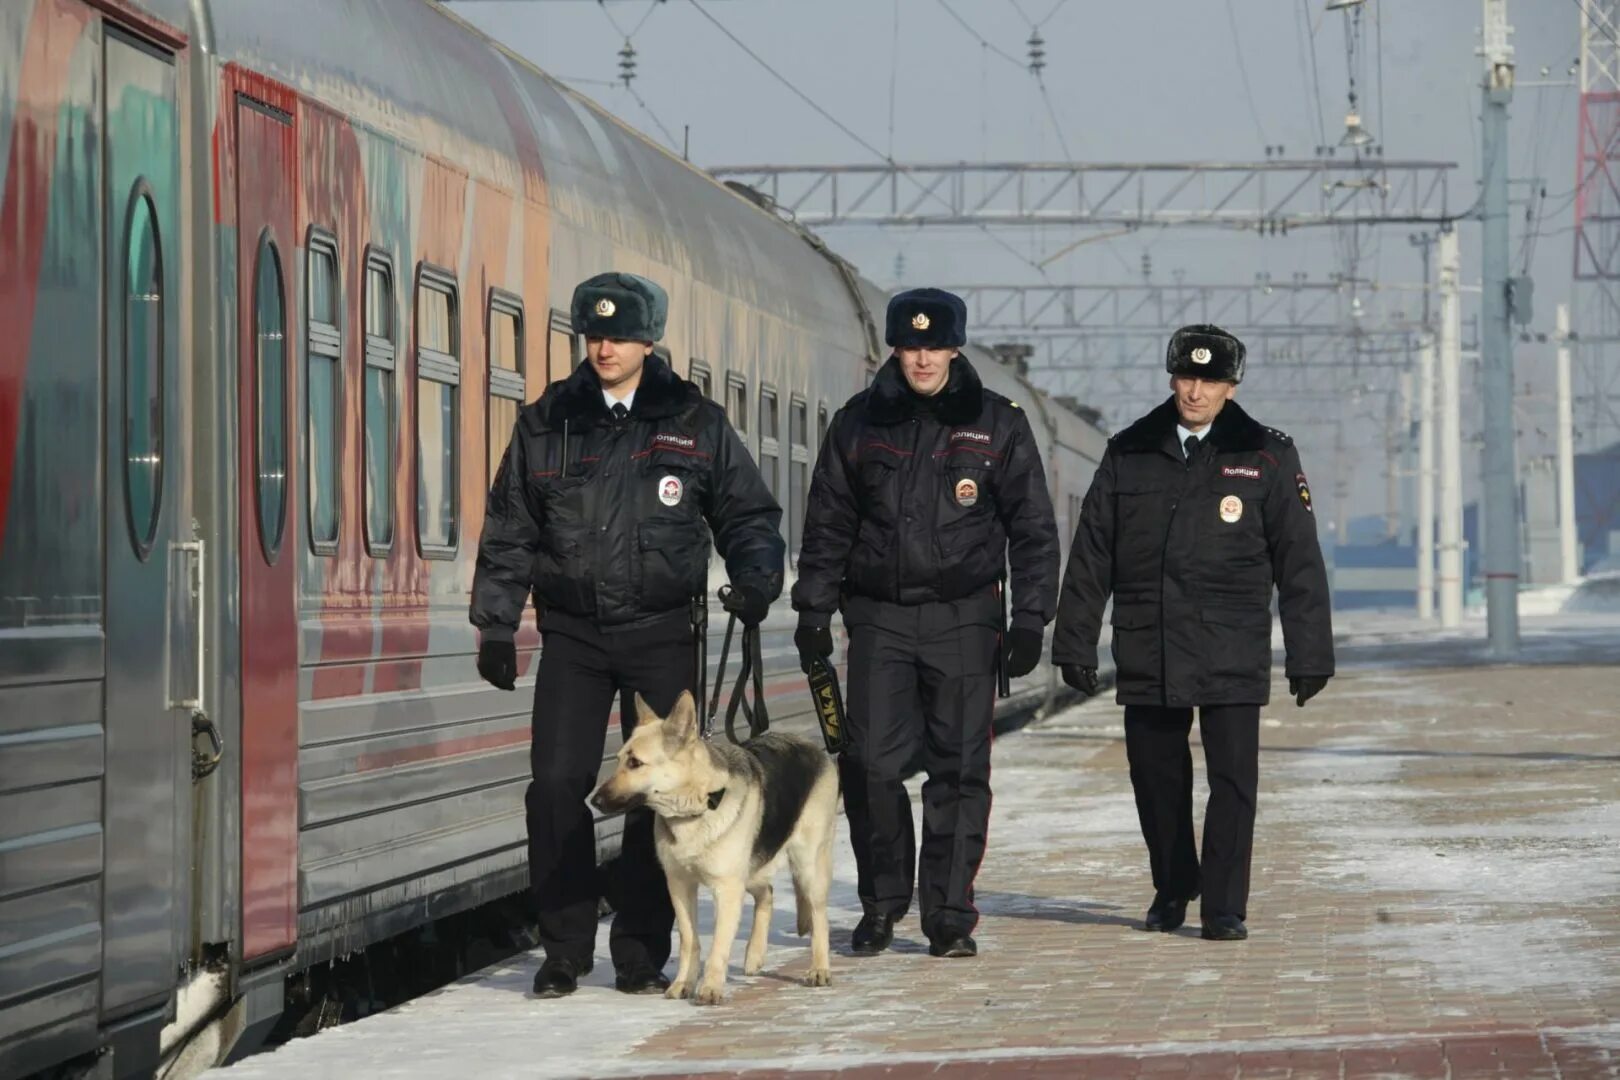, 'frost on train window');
306,230,341,554
124,186,164,559
416,265,460,557
254,233,288,562
363,251,396,556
